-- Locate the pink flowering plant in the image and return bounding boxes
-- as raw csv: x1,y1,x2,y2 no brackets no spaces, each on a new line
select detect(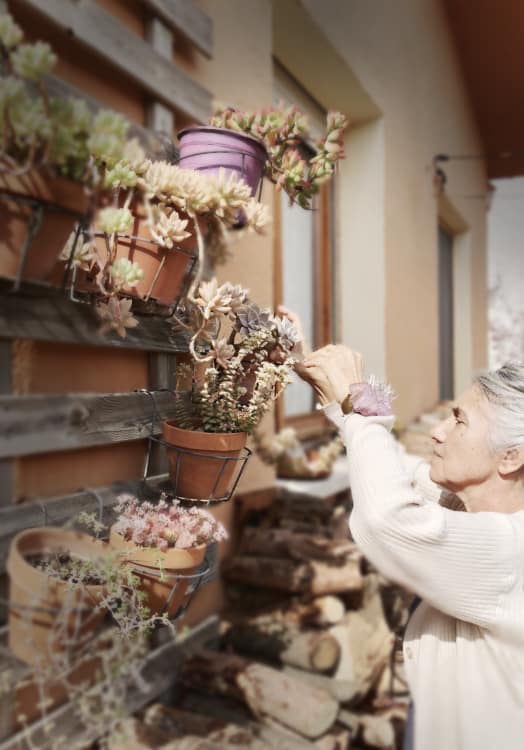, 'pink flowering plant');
112,493,227,550
210,105,349,209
